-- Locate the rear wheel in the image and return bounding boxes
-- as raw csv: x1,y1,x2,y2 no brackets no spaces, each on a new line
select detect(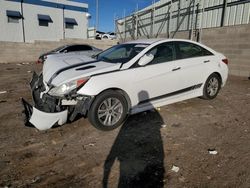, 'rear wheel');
88,90,128,131
202,73,221,100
